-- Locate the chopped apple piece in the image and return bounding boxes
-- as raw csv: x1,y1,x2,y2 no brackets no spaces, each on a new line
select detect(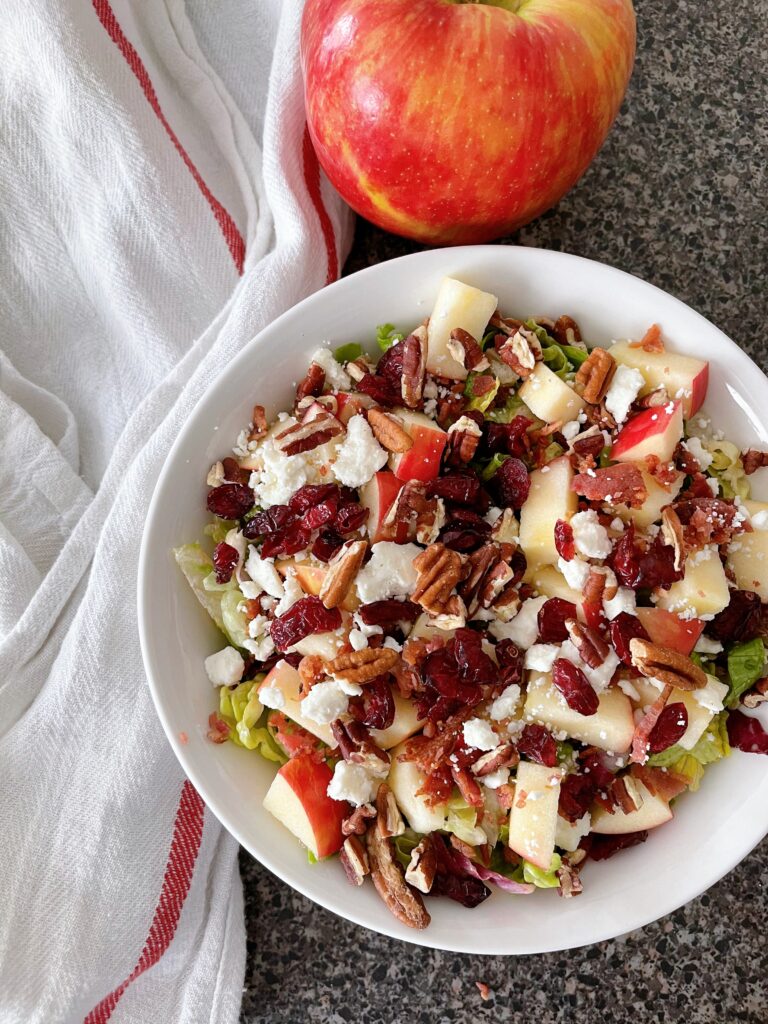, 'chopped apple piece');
359,470,403,543
518,362,585,423
335,391,375,425
372,694,423,750
611,401,683,463
613,468,684,529
555,812,591,853
726,499,768,600
528,566,585,610
259,660,335,745
388,743,449,833
275,558,359,612
426,277,498,380
519,456,578,568
635,607,704,655
524,673,635,753
629,675,725,751
263,754,346,858
655,545,730,618
508,761,563,870
408,611,458,644
609,340,709,418
388,408,448,482
291,629,348,660
591,781,672,834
